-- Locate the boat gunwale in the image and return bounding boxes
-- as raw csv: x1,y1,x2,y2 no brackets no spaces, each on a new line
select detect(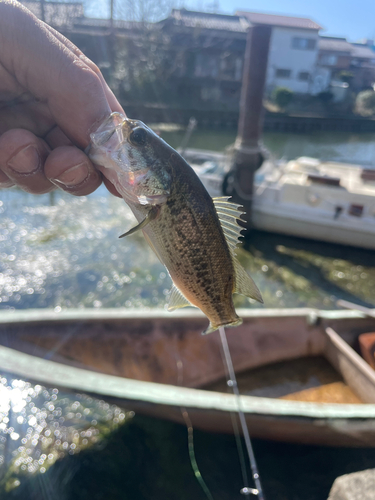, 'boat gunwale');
0,308,374,419
0,307,369,325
